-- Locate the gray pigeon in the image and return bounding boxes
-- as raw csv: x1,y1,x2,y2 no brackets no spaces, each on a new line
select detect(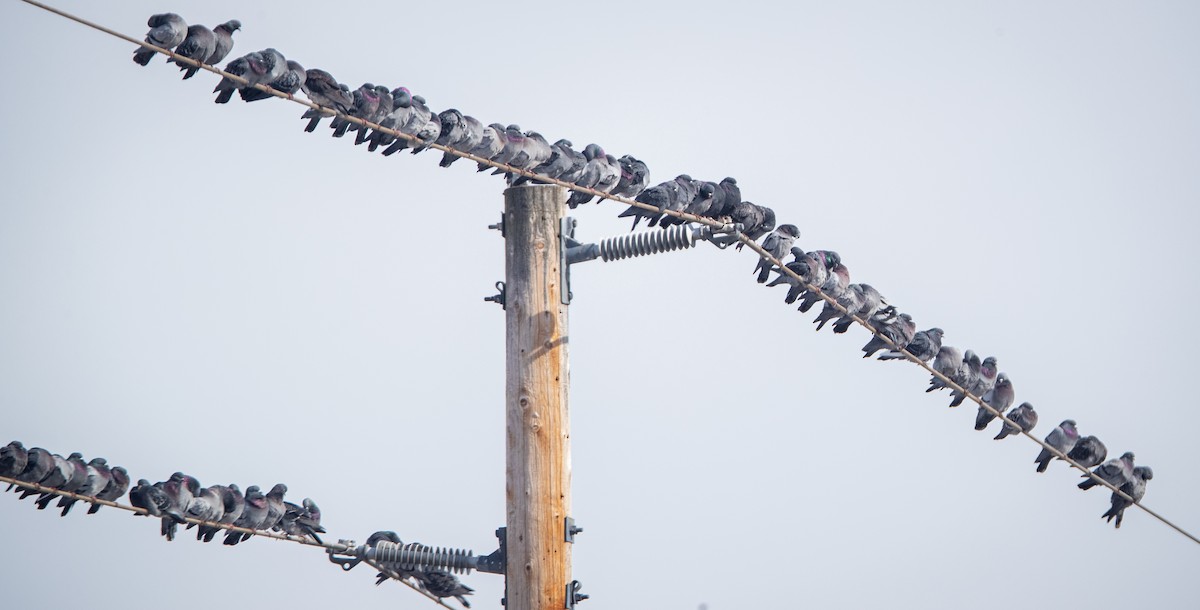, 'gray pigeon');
133,13,187,66
409,108,446,154
0,441,28,479
831,284,886,334
128,479,186,527
950,355,997,407
618,175,694,229
278,497,325,543
1102,466,1151,528
89,465,129,514
974,372,1015,430
879,328,943,362
351,85,395,144
200,484,243,542
926,346,964,392
515,138,577,185
1066,435,1108,469
9,446,53,493
213,53,255,104
367,531,406,585
861,313,917,358
157,473,199,541
33,452,86,507
331,83,380,138
1035,419,1079,472
797,259,850,313
261,483,288,532
185,485,226,539
243,48,288,92
57,457,112,516
204,20,241,72
300,69,354,131
364,87,413,151
612,155,651,199
241,60,306,102
224,485,268,545
381,94,433,155
731,202,776,251
995,402,1038,440
754,224,801,283
566,145,619,207
170,25,215,80
1079,451,1135,491
418,569,474,608
439,114,485,168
